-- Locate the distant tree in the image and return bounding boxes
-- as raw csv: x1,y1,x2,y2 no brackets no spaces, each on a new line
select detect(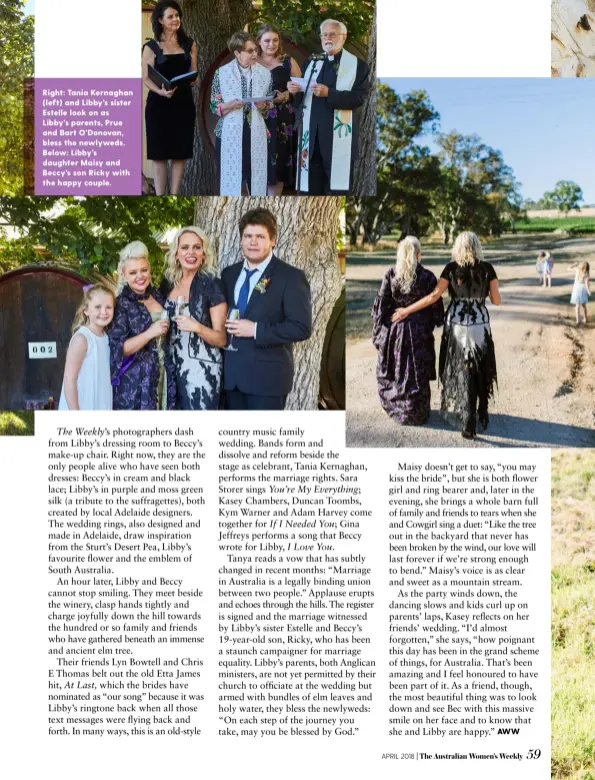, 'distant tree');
429,132,521,242
542,180,584,216
345,86,440,246
0,0,34,195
